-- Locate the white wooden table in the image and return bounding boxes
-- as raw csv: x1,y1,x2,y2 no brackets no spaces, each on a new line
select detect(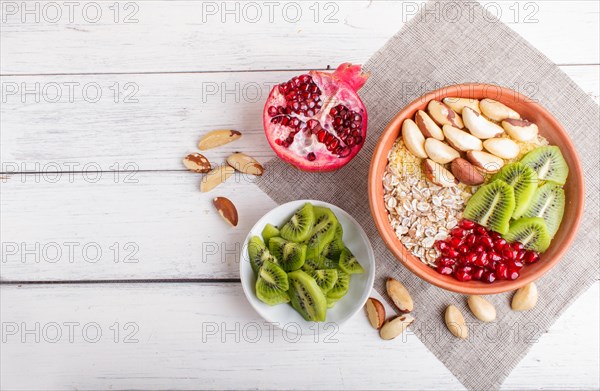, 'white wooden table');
1,1,598,389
